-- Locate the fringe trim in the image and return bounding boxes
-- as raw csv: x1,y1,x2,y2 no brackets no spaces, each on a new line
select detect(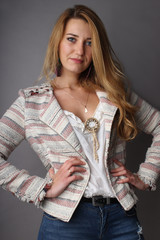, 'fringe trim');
35,175,53,208
137,174,156,191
